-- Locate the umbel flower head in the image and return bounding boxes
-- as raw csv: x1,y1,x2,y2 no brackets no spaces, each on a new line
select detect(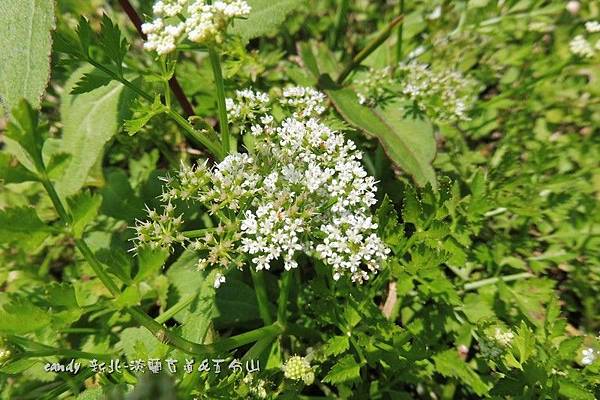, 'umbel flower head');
142,0,251,55
133,86,390,286
355,63,478,123
282,355,315,385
